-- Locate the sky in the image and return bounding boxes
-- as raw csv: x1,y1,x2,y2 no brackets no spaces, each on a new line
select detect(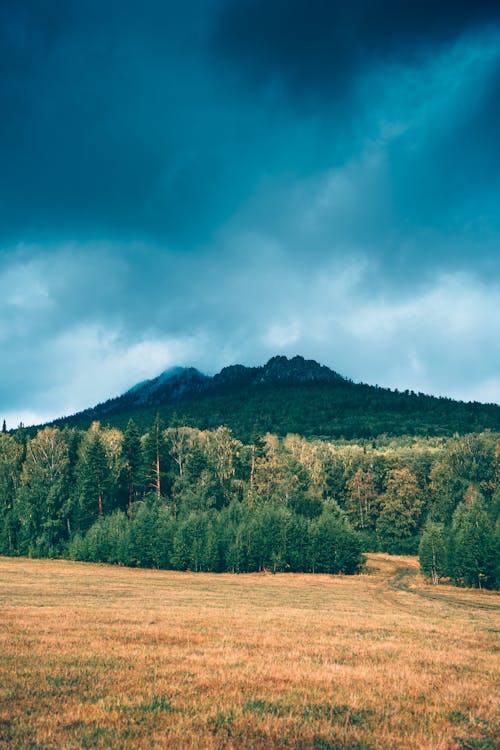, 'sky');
1,0,500,427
